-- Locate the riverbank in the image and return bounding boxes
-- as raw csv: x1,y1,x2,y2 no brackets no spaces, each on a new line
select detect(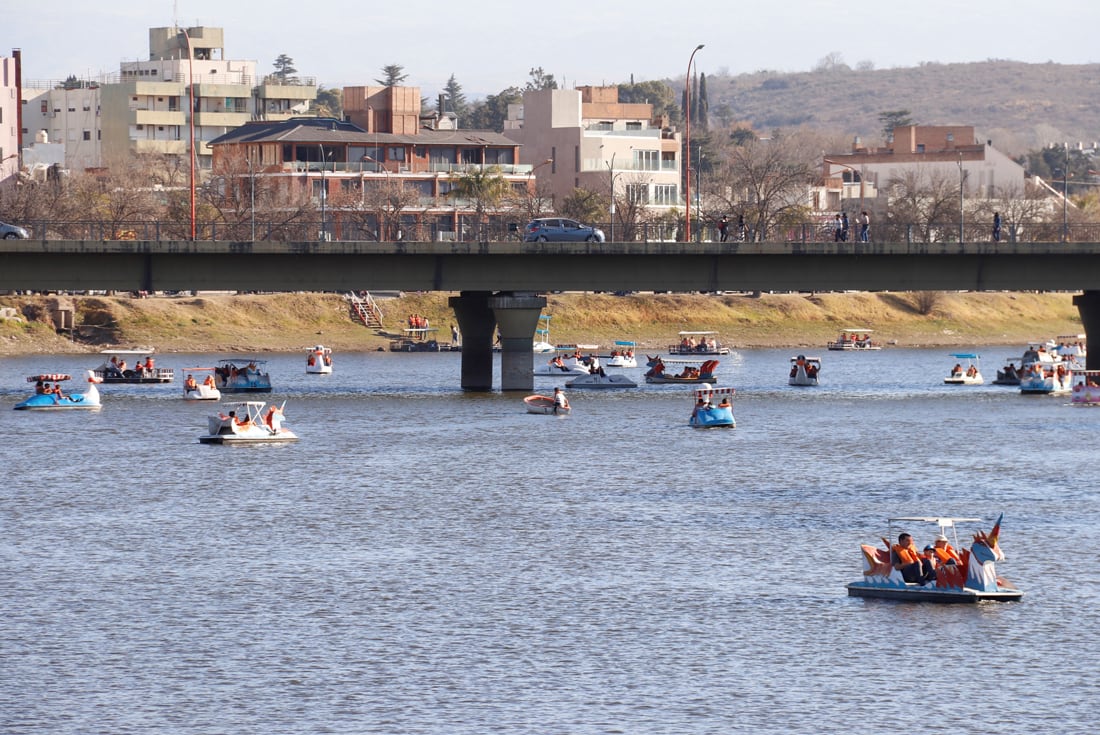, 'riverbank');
0,291,1083,355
